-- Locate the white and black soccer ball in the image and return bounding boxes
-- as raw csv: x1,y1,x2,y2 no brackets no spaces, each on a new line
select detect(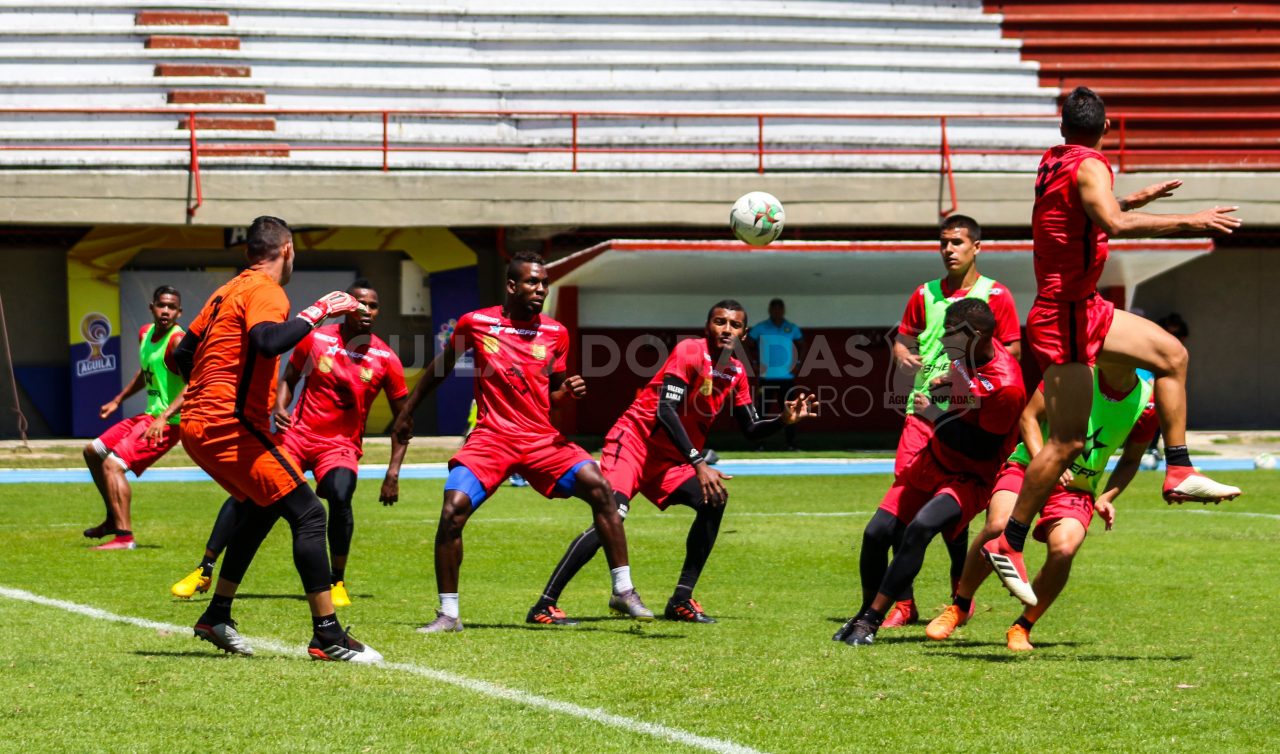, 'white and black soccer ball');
730,191,785,246
1254,452,1276,470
